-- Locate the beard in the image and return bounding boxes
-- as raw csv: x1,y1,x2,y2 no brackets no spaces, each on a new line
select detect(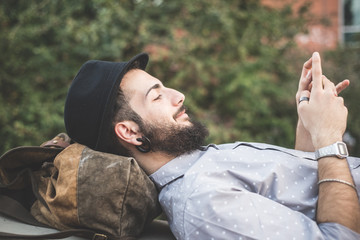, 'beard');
140,118,209,157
